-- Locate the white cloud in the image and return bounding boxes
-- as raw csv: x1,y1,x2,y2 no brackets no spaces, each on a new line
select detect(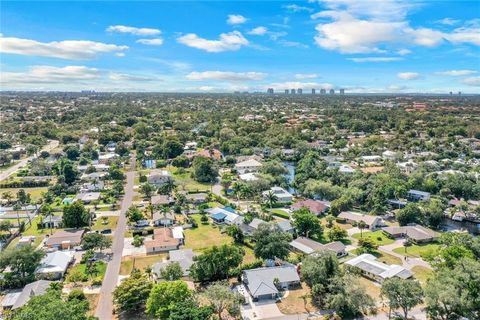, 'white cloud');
186,71,266,81
0,36,128,60
283,4,313,12
1,65,100,84
436,18,460,26
313,11,404,53
106,25,161,36
446,26,480,46
406,25,480,47
266,81,335,91
109,73,158,81
398,72,420,80
295,73,318,79
227,14,247,25
248,27,268,36
348,57,403,62
177,31,249,52
397,49,412,55
462,77,480,86
279,40,309,48
115,52,126,57
405,27,445,47
435,70,477,76
136,38,164,46
318,0,417,21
